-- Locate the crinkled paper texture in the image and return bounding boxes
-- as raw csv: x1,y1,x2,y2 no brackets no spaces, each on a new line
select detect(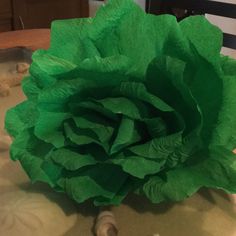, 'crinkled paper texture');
5,0,236,206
